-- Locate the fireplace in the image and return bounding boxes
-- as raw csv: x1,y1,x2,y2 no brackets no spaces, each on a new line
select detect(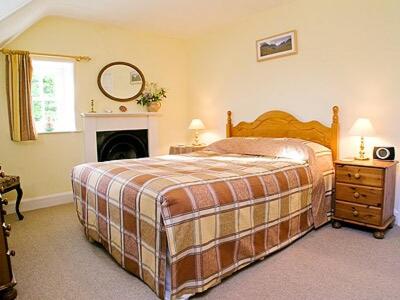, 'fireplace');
96,129,148,162
81,112,160,162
